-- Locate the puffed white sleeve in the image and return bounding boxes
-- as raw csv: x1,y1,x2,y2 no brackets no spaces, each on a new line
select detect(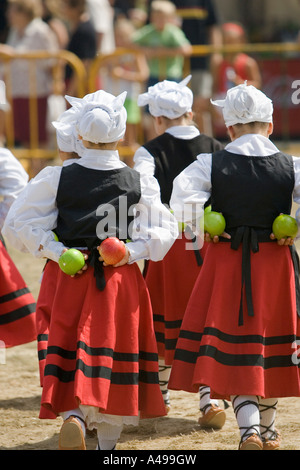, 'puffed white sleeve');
126,174,179,263
0,149,29,229
133,145,156,176
170,153,212,233
292,156,300,239
2,166,66,262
